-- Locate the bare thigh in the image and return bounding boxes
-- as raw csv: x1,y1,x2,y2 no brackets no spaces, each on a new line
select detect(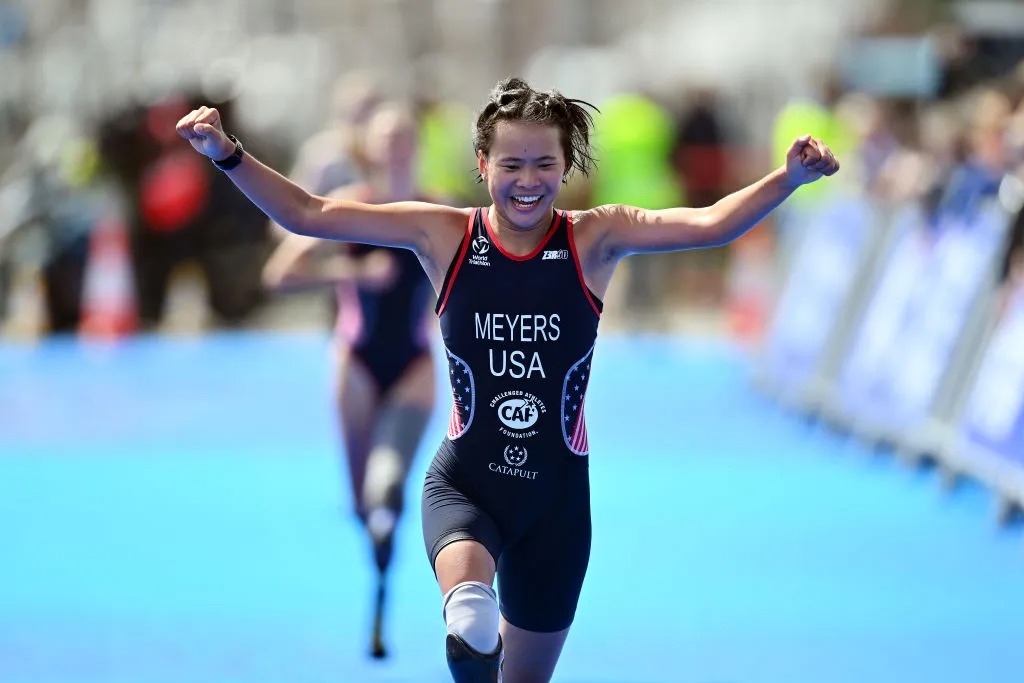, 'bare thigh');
335,348,380,513
499,619,570,683
434,540,570,682
433,539,496,593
